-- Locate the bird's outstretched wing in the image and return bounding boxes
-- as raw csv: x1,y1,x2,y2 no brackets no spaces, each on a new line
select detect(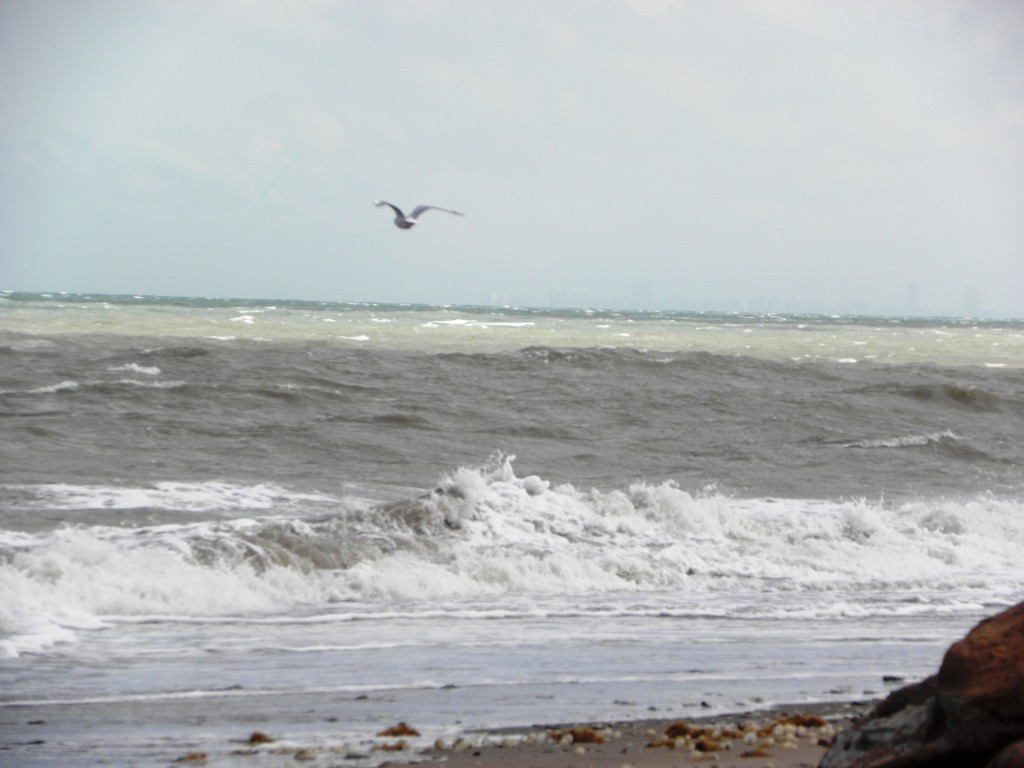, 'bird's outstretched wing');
408,205,464,220
373,200,405,218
